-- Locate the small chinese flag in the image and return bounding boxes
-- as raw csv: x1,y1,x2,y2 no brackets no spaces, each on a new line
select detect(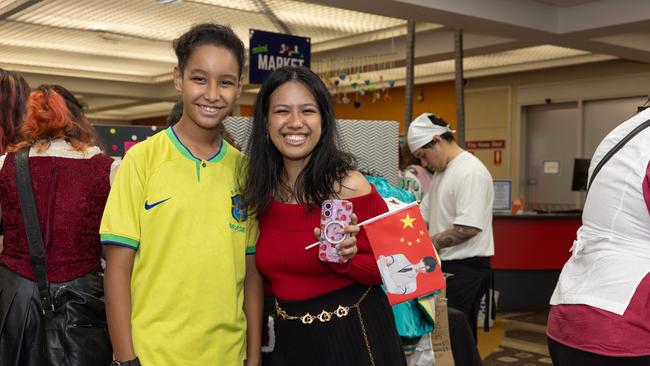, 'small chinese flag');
362,202,446,305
